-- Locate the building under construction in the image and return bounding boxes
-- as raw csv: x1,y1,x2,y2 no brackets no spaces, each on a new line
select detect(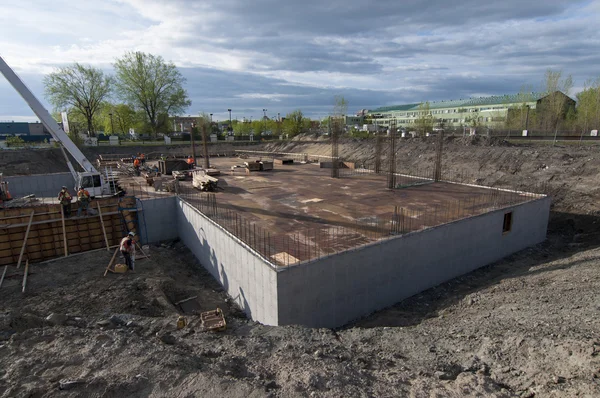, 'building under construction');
0,148,550,328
